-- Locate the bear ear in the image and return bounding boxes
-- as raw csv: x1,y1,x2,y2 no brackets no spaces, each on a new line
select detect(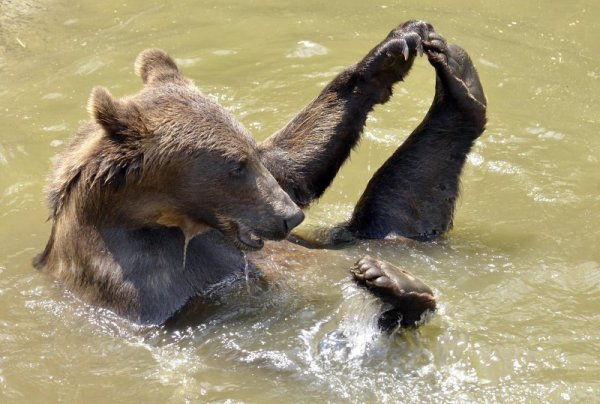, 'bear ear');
87,86,141,138
134,48,180,85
